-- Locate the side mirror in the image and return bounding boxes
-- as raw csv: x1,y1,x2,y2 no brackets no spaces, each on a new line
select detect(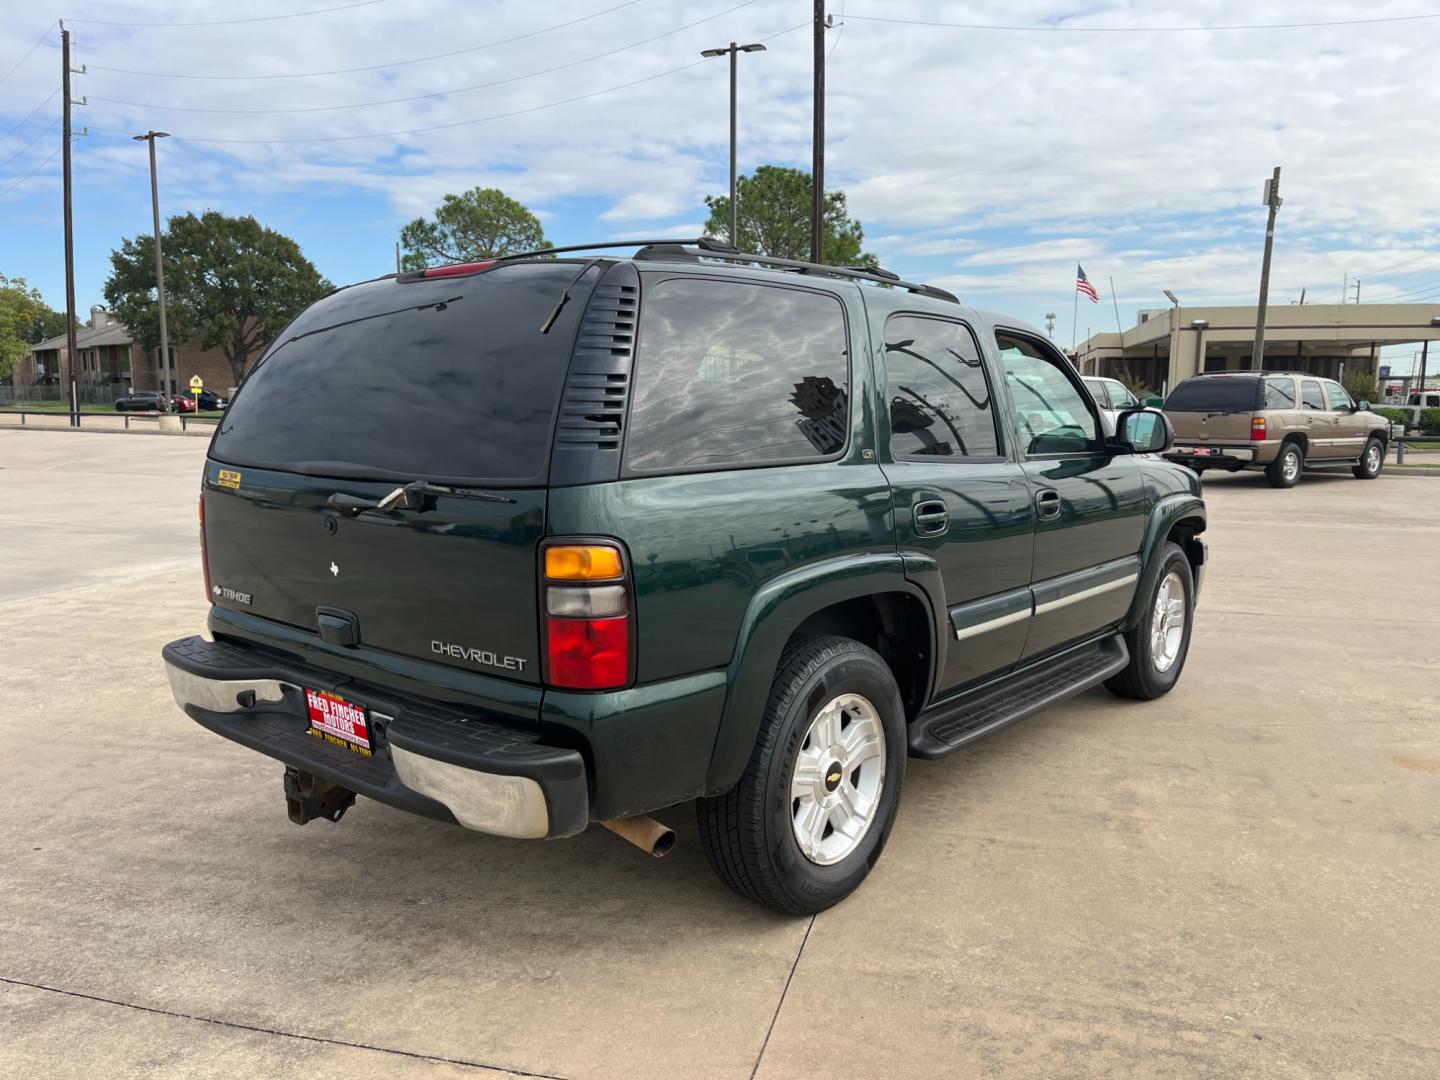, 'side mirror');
1356,400,1371,411
1115,407,1173,455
